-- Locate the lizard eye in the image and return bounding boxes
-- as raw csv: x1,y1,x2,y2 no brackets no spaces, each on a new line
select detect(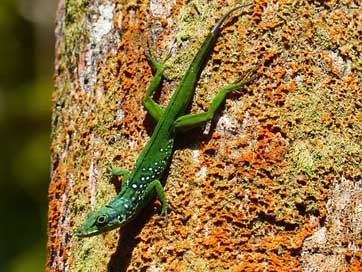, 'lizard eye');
118,215,126,223
96,215,108,227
